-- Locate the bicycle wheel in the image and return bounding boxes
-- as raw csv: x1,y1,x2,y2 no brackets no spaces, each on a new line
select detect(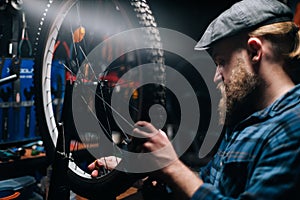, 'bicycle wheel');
33,0,166,198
